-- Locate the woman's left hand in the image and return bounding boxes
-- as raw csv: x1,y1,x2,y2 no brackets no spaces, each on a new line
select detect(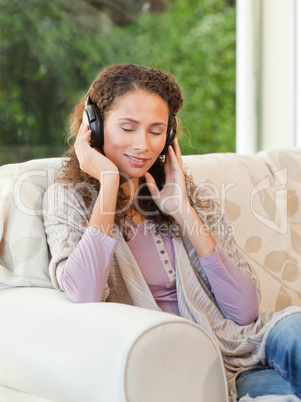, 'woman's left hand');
144,138,190,217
